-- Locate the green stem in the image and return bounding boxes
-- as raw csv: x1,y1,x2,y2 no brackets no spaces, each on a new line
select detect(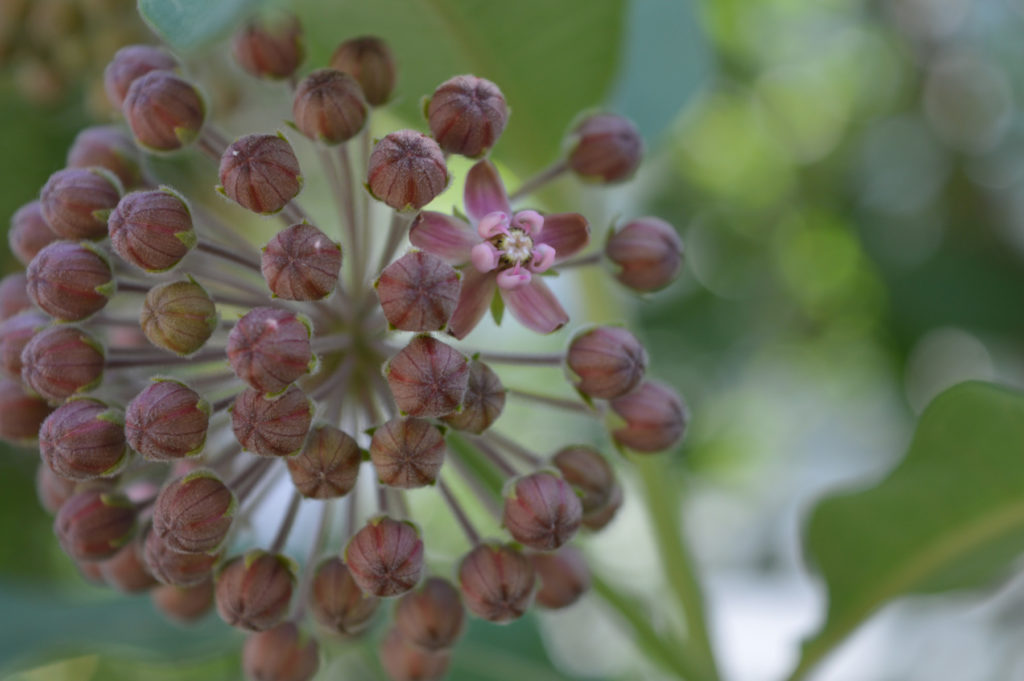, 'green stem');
446,432,505,497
